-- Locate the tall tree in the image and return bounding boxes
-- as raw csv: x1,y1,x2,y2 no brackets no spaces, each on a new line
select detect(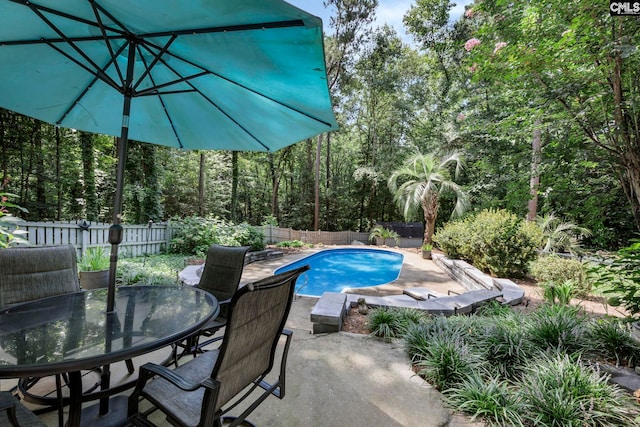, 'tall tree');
467,0,640,230
312,0,378,230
